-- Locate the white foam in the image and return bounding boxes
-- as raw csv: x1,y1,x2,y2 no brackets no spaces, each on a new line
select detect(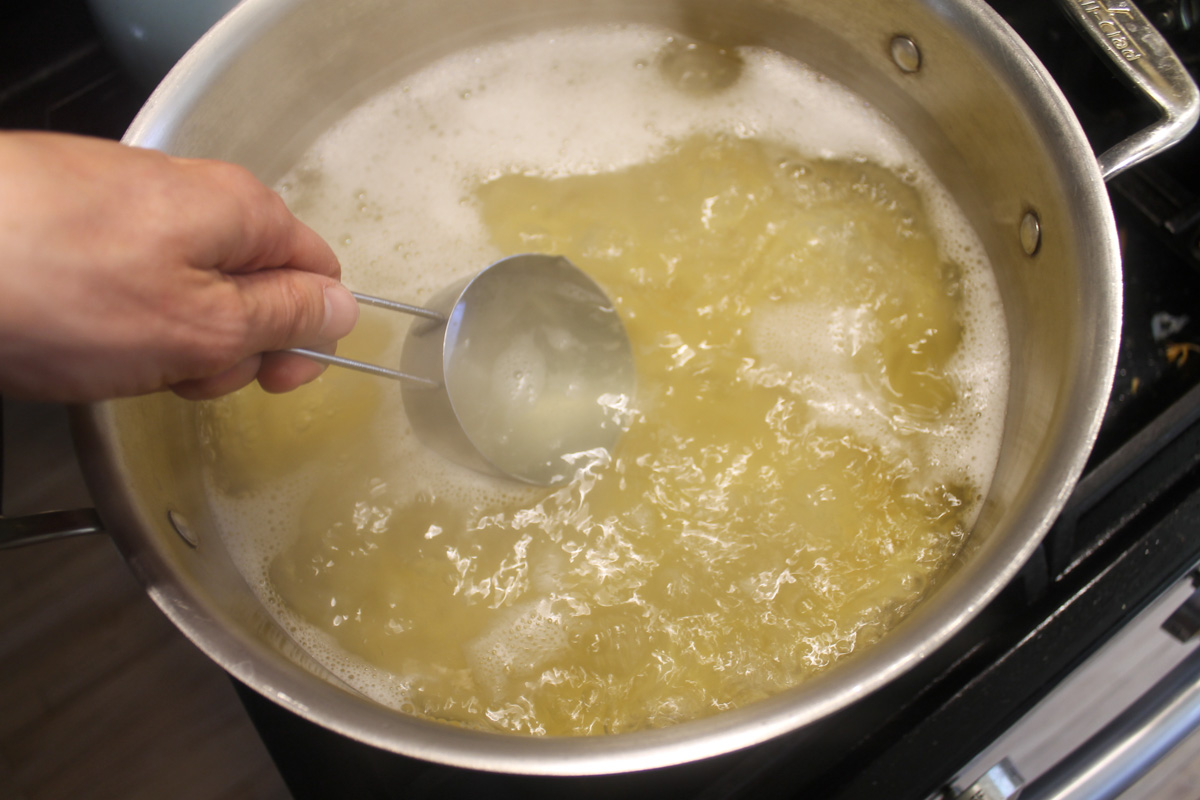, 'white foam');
275,27,978,300
465,598,570,698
